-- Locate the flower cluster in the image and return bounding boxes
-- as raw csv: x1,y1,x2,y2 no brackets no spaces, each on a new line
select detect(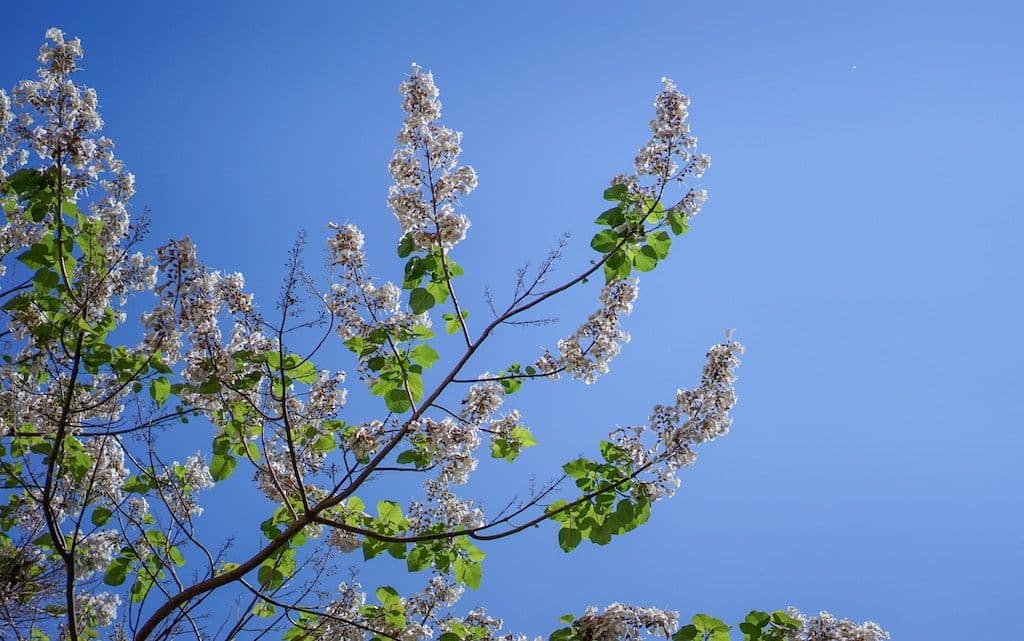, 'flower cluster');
610,336,743,500
389,63,477,251
0,28,153,323
159,453,215,519
327,222,366,272
326,527,362,554
81,437,129,502
408,478,485,532
0,89,25,181
313,581,367,641
788,609,891,641
254,446,305,503
422,416,482,485
150,237,270,417
576,602,680,640
610,77,710,225
74,530,120,580
460,376,504,426
555,278,639,384
407,575,464,617
11,29,104,191
75,591,121,628
324,221,427,350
